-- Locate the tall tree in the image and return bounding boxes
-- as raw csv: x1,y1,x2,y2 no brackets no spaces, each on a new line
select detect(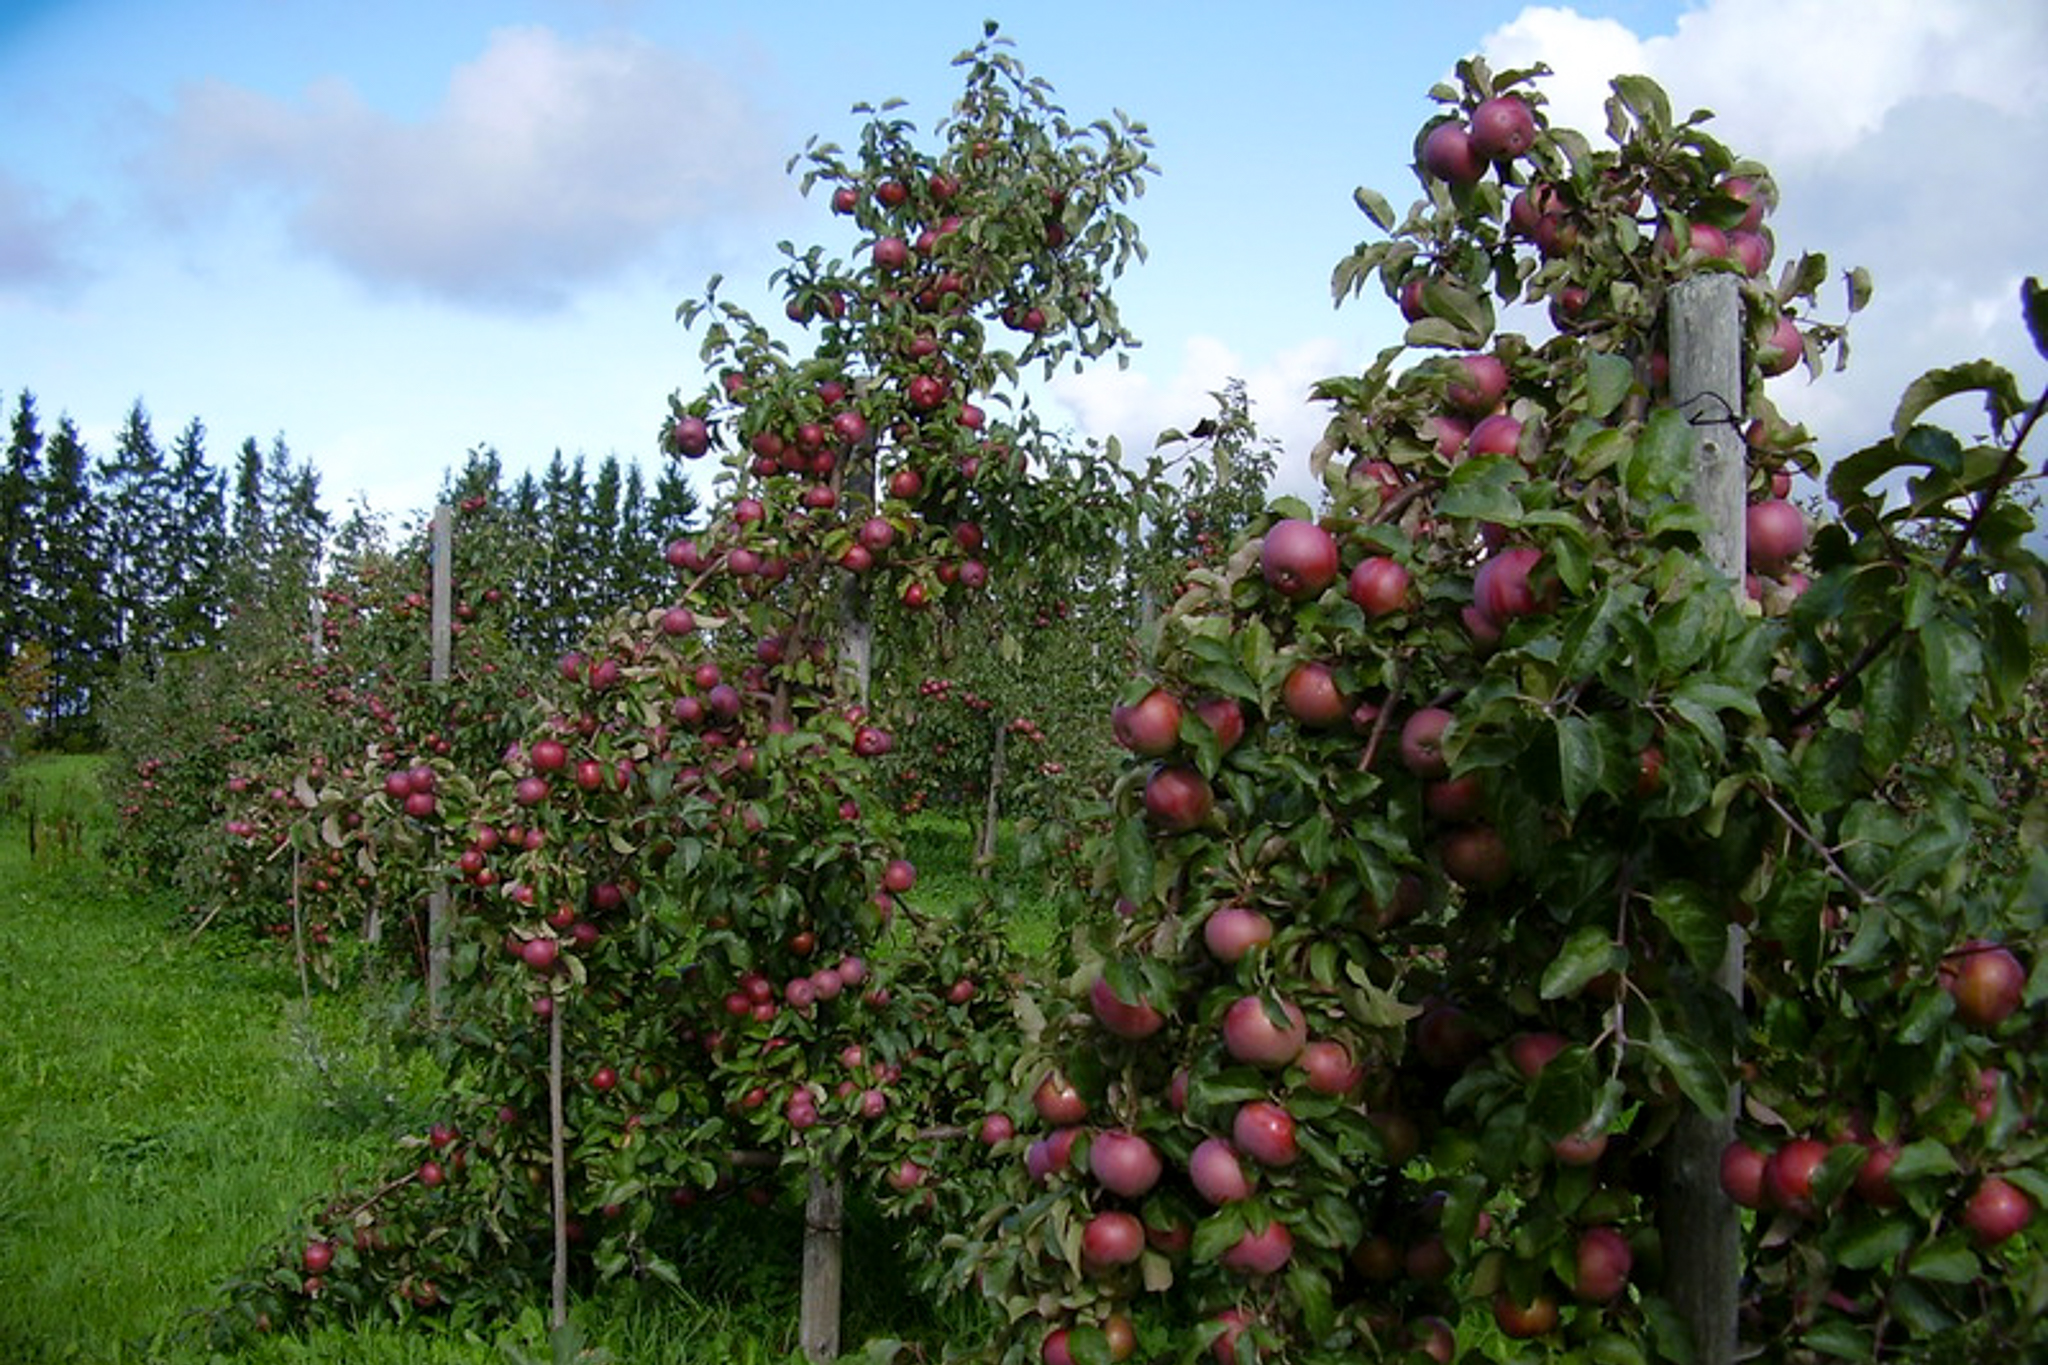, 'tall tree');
647,457,702,543
98,399,179,669
163,416,227,653
1,392,44,665
226,435,267,604
33,417,112,735
588,454,624,598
